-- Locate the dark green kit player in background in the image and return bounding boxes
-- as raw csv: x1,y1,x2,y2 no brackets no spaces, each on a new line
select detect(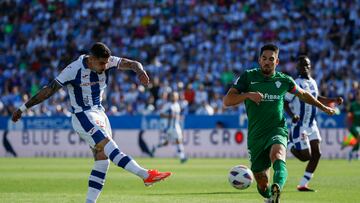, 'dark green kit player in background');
223,44,336,203
347,90,360,161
